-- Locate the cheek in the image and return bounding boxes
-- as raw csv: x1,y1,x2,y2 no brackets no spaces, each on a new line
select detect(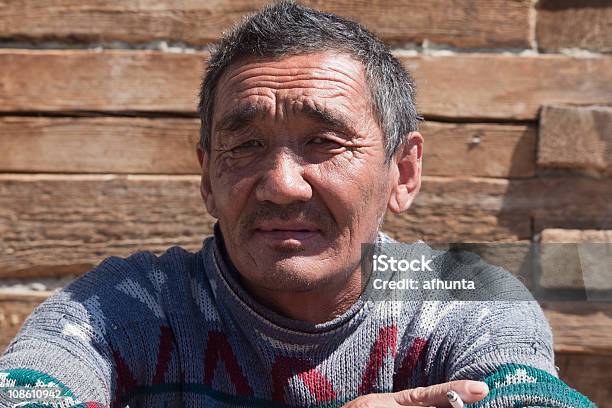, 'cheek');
211,163,256,217
310,156,389,225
